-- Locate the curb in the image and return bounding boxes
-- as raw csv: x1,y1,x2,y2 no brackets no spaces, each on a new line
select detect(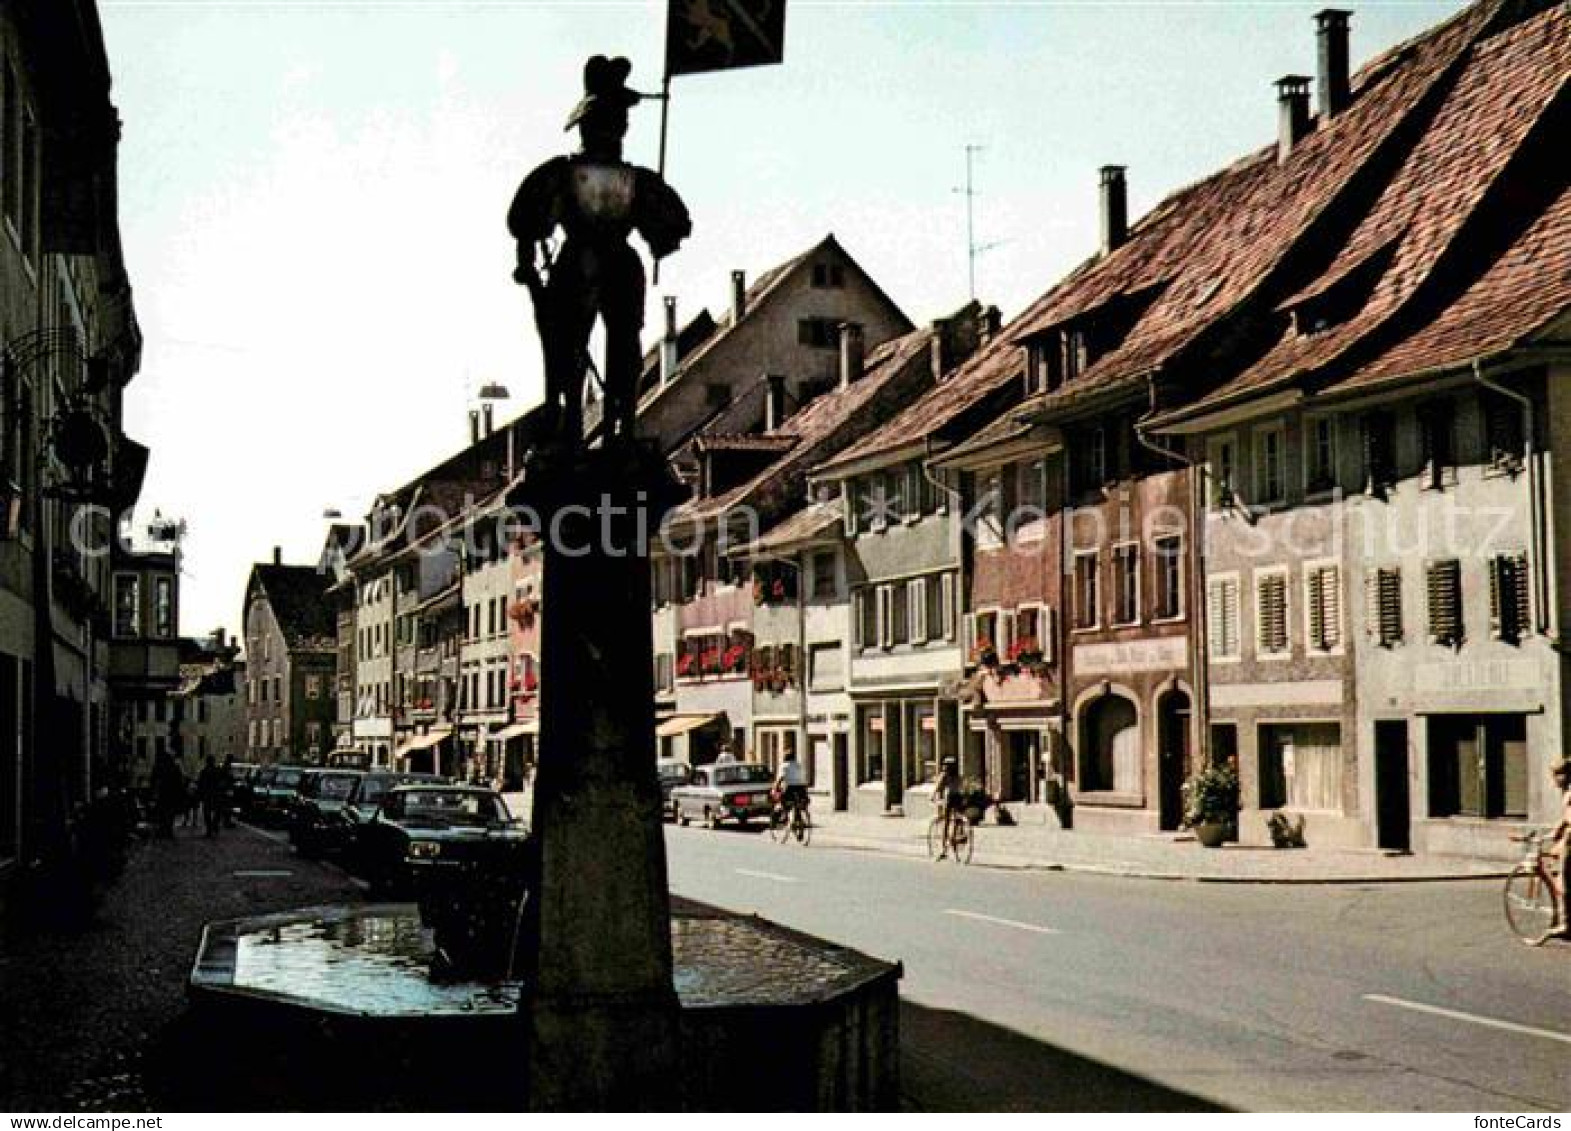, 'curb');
806,831,1512,885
